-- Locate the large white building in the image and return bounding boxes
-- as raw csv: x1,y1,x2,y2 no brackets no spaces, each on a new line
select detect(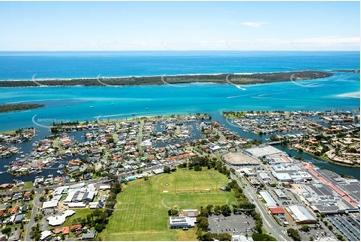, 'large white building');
285,205,316,224
169,209,199,229
244,145,282,158
259,191,278,208
169,217,195,229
